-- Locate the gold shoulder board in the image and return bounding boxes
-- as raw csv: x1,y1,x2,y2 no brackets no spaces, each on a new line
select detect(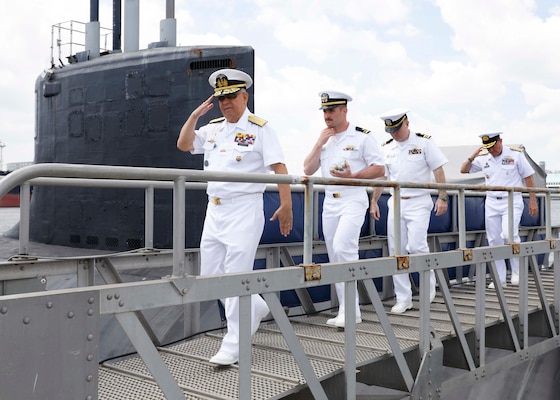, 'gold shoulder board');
416,132,431,139
355,126,370,134
509,146,523,152
382,138,394,146
209,117,225,124
248,115,268,126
